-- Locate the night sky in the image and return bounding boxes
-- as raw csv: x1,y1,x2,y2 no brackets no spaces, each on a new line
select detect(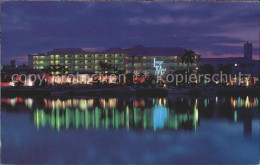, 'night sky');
2,1,259,65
